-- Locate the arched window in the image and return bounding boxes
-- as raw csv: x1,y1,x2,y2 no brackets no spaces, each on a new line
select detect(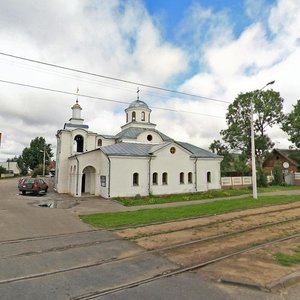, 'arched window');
188,172,193,183
98,139,102,147
162,172,168,185
207,171,211,183
152,172,158,185
179,172,185,184
126,113,128,123
141,111,145,121
74,135,84,152
133,173,139,186
132,111,136,121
